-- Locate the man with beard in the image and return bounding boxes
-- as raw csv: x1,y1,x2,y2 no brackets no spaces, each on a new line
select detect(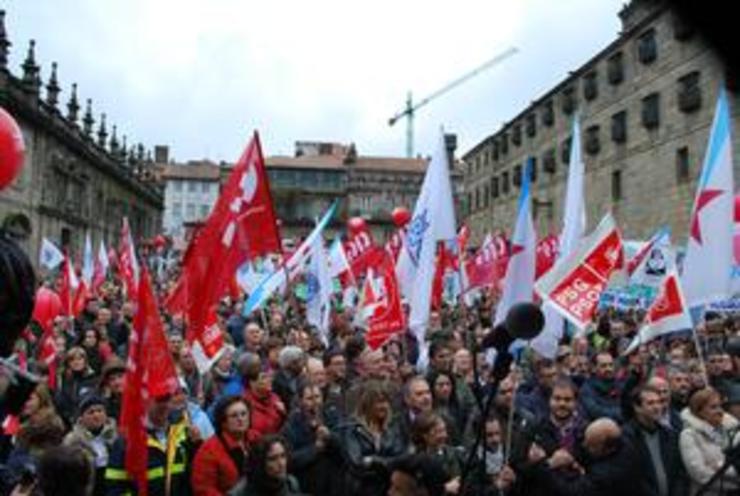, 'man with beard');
534,379,587,458
622,384,688,496
579,352,624,422
667,366,692,413
517,358,559,420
